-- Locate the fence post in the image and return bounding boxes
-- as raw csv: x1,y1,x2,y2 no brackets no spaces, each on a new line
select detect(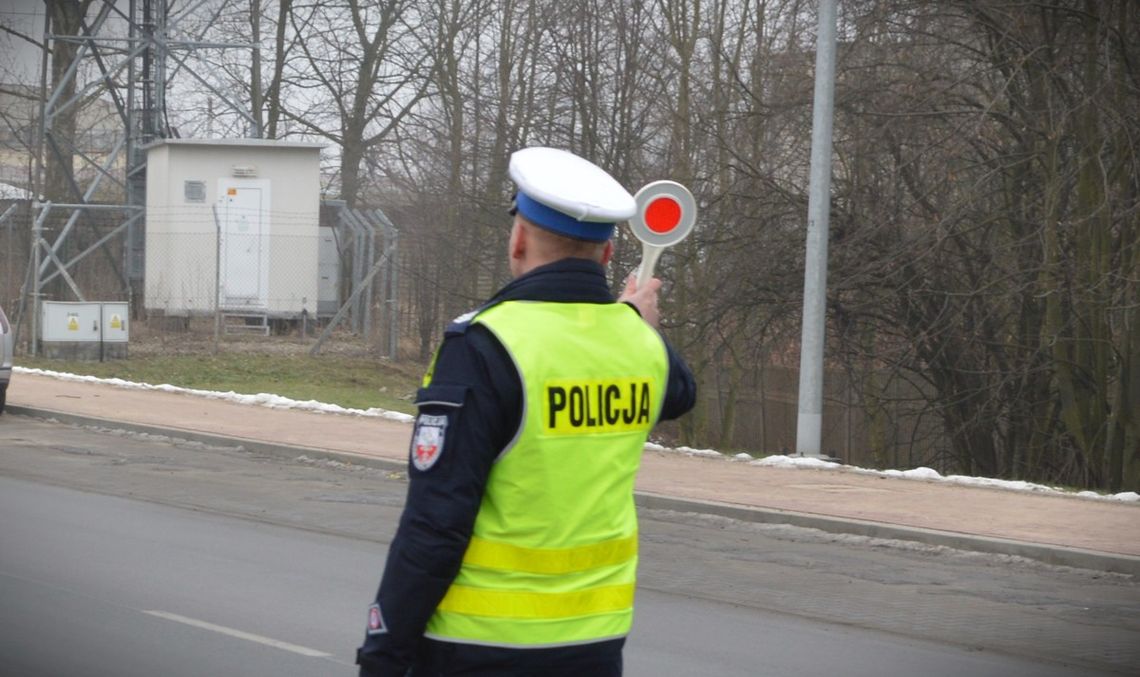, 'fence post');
351,210,365,334
1,203,17,305
29,202,52,356
363,212,375,343
212,204,222,354
372,207,399,362
388,228,399,361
